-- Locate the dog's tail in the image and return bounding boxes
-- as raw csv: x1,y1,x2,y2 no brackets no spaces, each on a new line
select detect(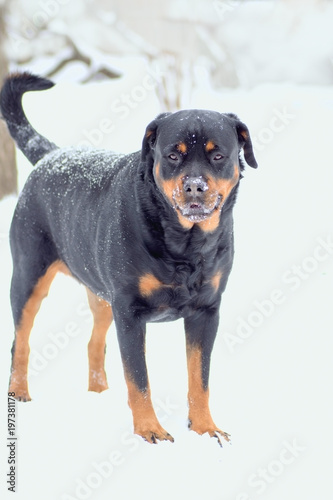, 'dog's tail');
0,72,58,165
